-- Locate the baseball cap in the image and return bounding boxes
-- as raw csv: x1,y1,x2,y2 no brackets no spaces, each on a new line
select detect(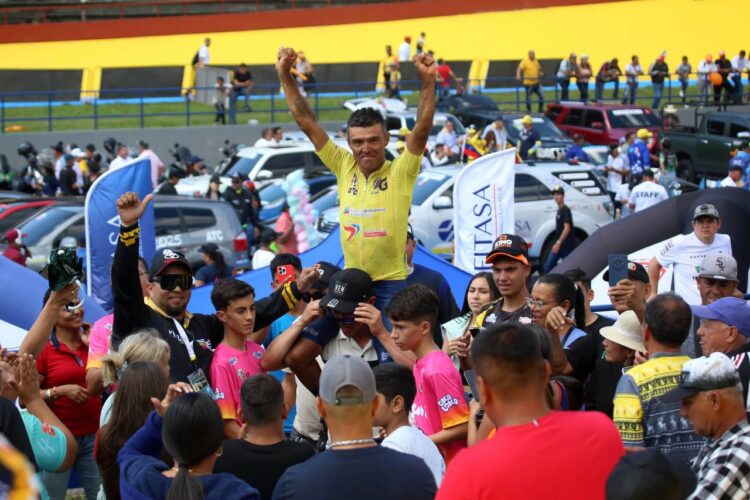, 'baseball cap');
600,311,646,352
198,243,219,255
729,162,744,171
259,228,280,246
693,203,720,220
521,115,533,125
662,352,740,402
551,185,565,195
636,128,653,139
484,234,529,266
64,154,74,162
311,262,342,290
150,248,192,277
699,253,738,281
690,297,750,337
603,261,649,284
190,155,204,164
320,268,374,314
50,142,64,153
69,148,85,158
319,355,376,406
3,228,25,243
231,173,243,182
